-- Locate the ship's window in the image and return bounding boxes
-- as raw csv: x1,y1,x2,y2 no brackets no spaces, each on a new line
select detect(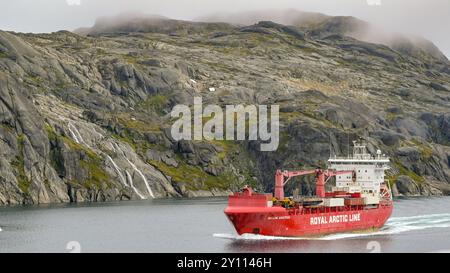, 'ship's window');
338,176,341,179
358,170,361,172
365,170,367,172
